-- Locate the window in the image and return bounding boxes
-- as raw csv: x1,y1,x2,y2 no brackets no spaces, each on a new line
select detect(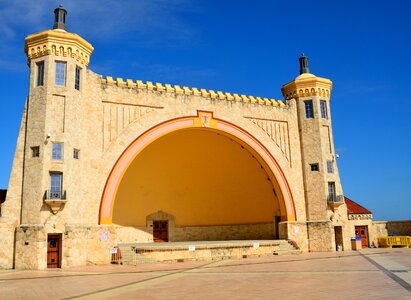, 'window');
31,146,40,158
73,148,80,159
55,62,66,86
326,160,334,173
328,182,336,201
75,67,81,90
320,100,328,119
36,61,44,86
0,190,5,217
310,163,319,171
52,143,63,160
304,100,314,118
50,173,62,199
